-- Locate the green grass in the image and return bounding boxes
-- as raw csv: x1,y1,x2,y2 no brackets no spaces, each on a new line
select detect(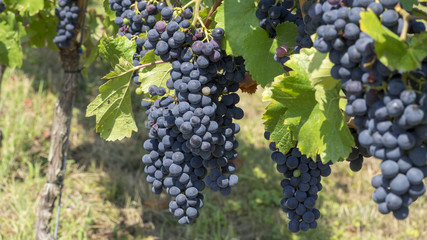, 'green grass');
1,47,427,240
